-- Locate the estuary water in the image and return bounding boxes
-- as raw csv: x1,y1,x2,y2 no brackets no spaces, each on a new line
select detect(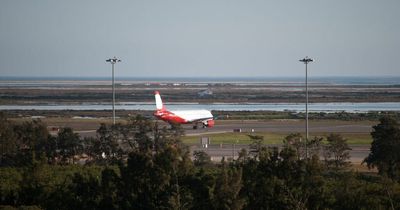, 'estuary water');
1,102,399,113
